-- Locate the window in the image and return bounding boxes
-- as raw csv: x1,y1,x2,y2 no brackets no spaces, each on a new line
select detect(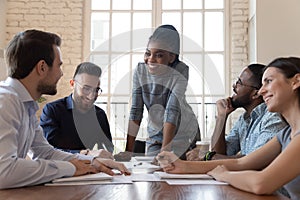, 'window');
85,0,228,149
